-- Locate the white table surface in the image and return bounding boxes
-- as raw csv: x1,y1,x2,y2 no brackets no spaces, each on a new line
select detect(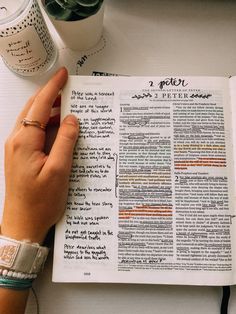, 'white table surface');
1,0,236,313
